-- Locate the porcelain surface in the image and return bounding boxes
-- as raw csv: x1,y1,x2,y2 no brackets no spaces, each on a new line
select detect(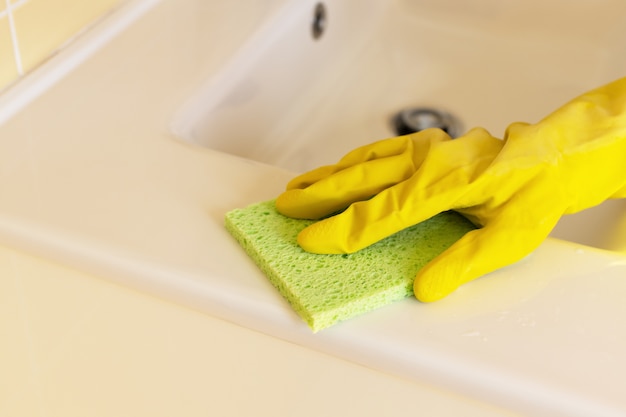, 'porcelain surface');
1,1,626,416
